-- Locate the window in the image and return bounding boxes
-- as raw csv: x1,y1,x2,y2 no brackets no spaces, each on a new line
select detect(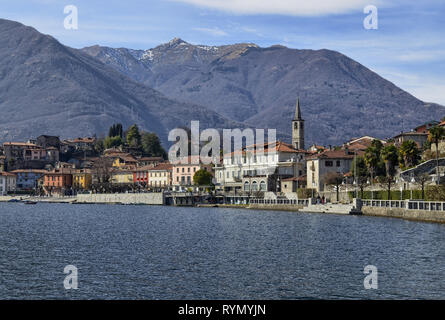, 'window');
244,181,250,192
252,181,258,191
336,160,341,167
260,181,267,191
325,160,333,167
